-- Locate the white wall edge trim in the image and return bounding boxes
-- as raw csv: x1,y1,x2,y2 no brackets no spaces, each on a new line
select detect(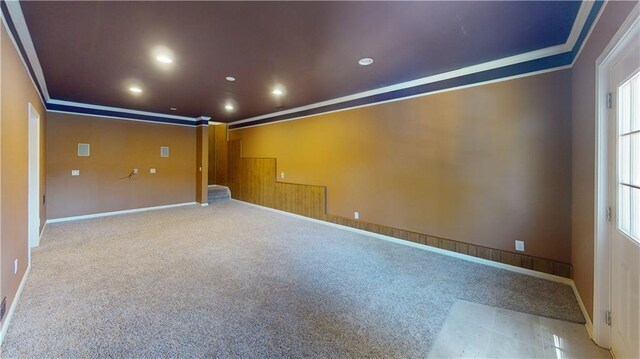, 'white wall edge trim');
0,13,46,109
46,202,198,223
46,110,196,128
0,265,31,347
47,100,197,122
4,0,50,100
230,199,574,286
592,3,640,349
230,2,592,128
230,65,571,131
200,203,209,207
